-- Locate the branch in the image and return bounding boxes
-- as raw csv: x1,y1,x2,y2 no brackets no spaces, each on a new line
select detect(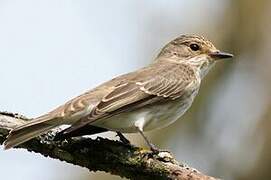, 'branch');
0,111,219,180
